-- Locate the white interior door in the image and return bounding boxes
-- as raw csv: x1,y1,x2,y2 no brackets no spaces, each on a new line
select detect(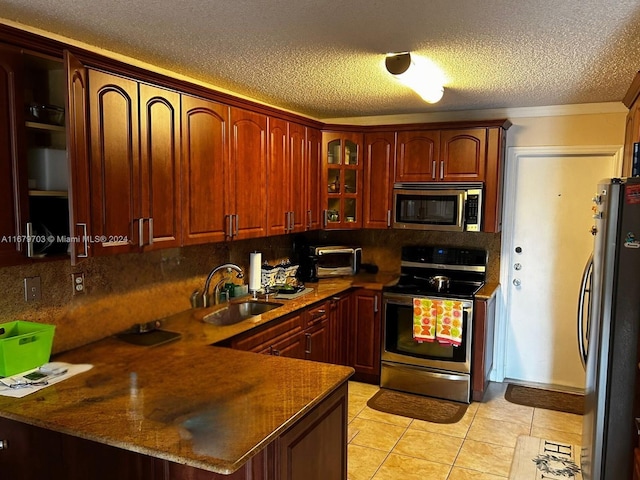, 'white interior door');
497,146,621,390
